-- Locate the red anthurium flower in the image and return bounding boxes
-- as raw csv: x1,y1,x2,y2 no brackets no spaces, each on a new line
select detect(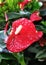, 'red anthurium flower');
18,0,32,10
39,37,46,47
30,11,42,22
18,2,26,10
6,18,43,52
